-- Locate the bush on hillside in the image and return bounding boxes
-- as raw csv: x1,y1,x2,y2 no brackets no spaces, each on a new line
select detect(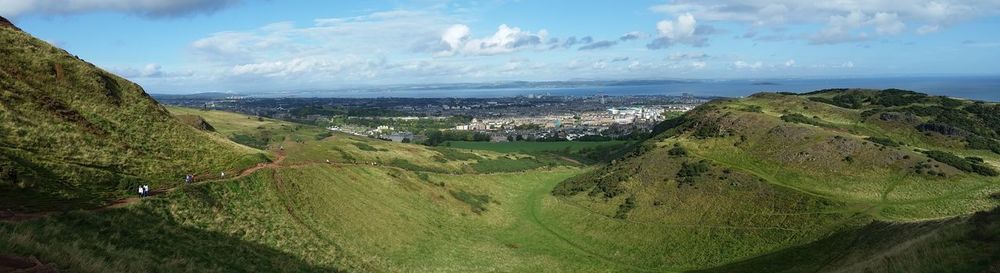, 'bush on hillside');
668,145,688,157
780,113,827,127
613,196,637,219
230,133,269,149
677,160,711,178
916,123,967,136
352,142,386,152
865,137,902,147
923,150,998,176
449,190,491,214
